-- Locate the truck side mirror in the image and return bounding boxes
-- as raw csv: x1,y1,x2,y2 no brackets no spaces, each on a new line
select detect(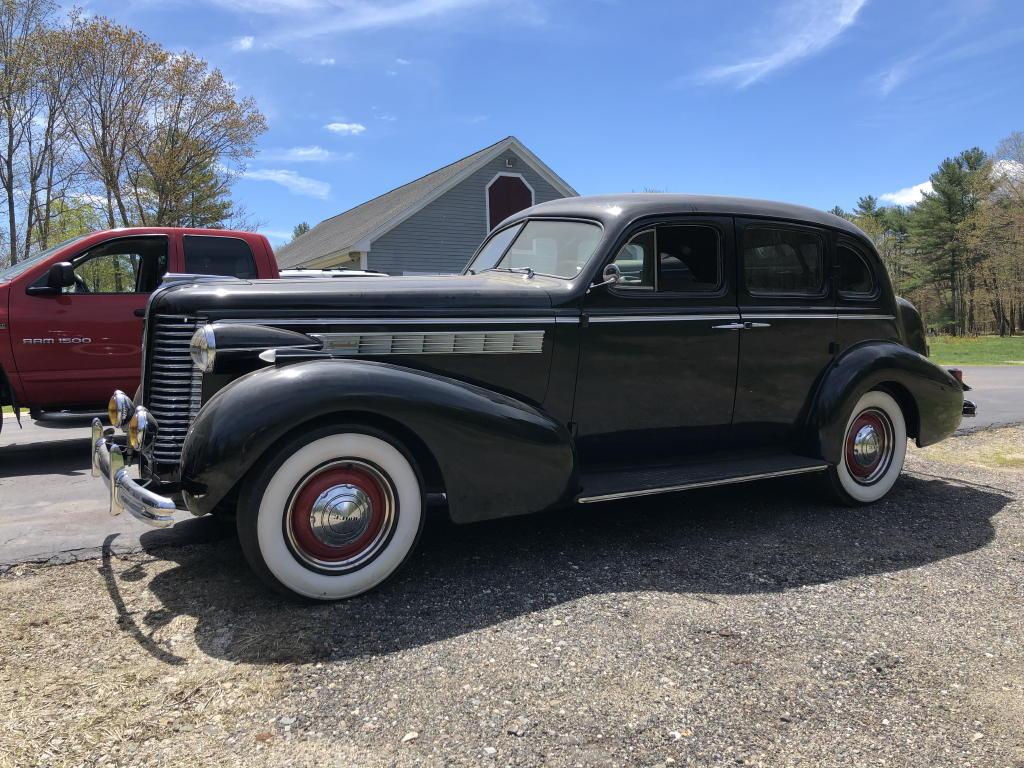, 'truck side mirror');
27,261,76,295
48,262,75,291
